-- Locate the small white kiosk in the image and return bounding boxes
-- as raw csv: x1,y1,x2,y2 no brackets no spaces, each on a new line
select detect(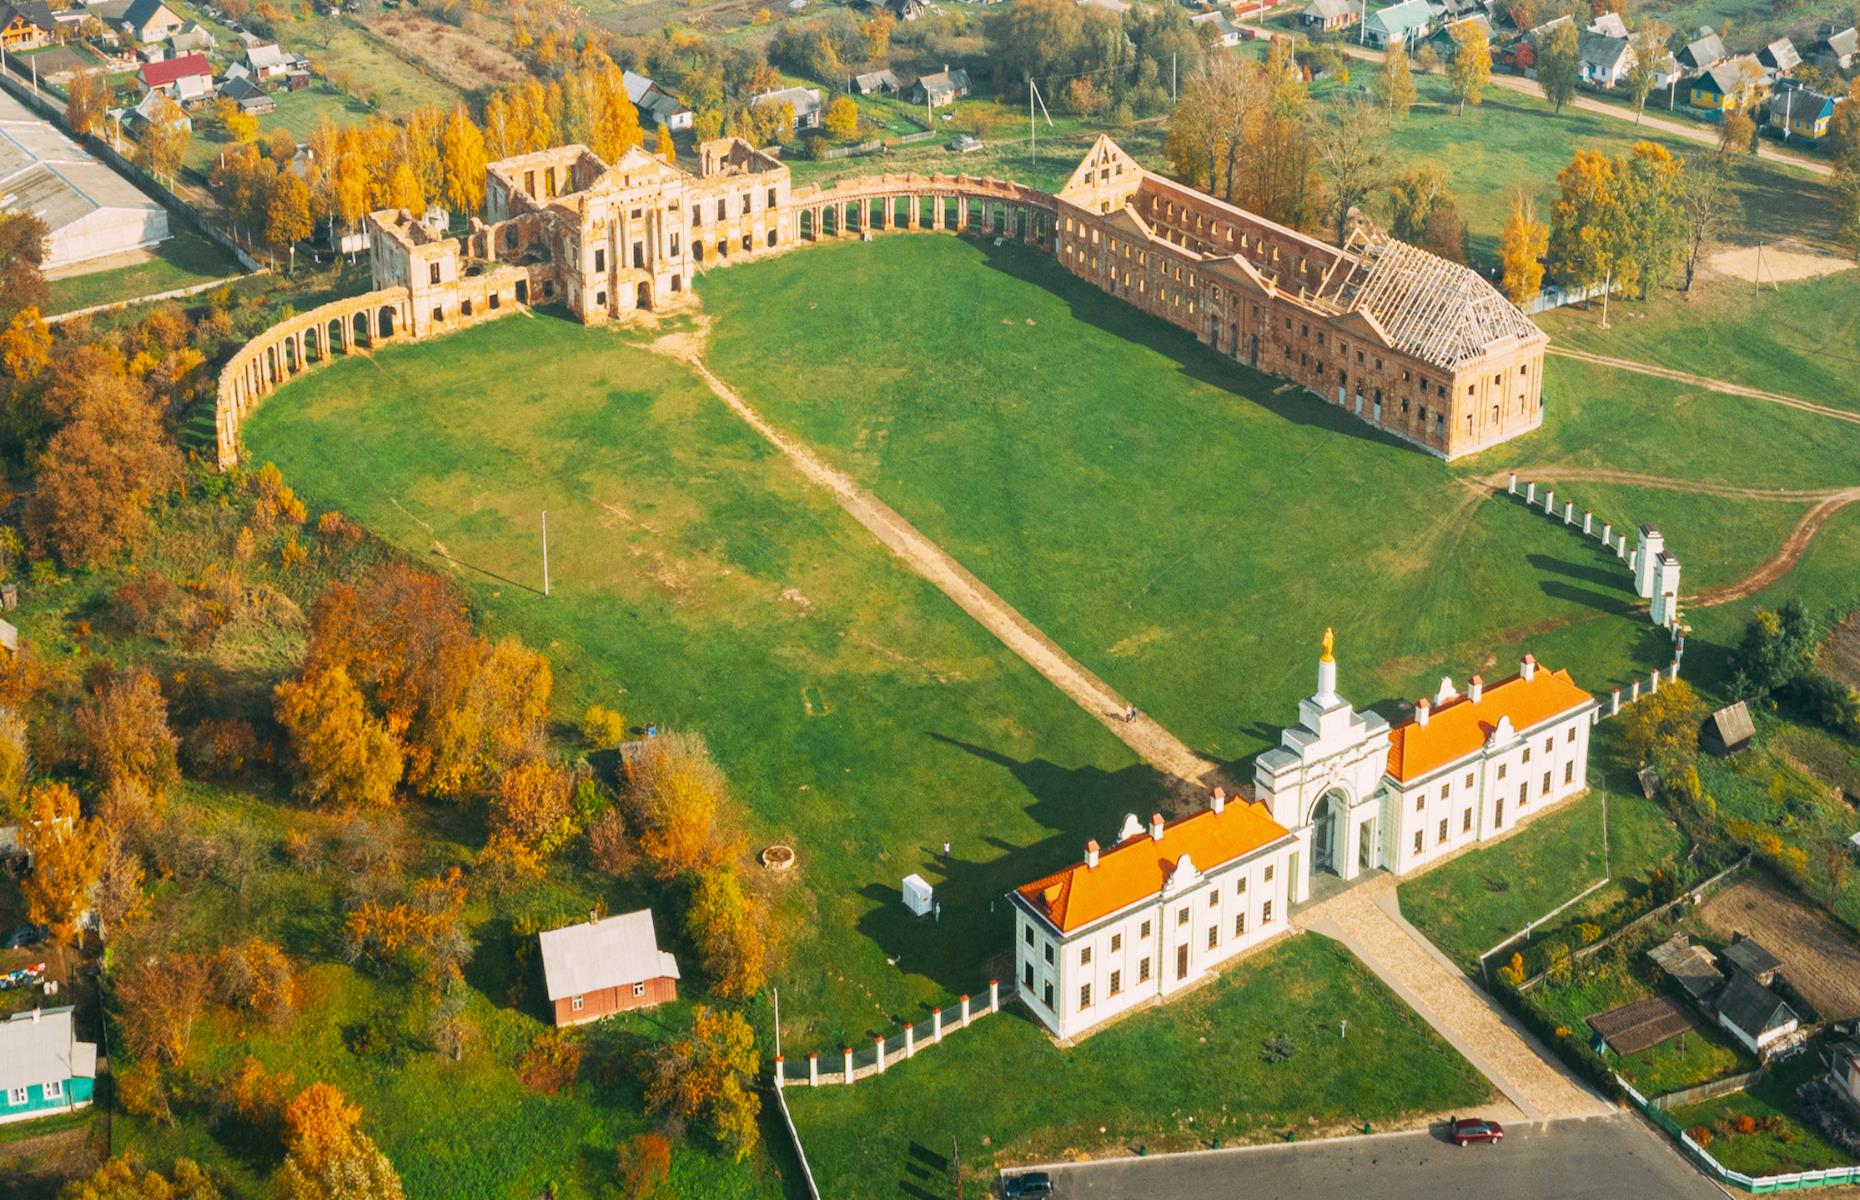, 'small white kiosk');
902,873,934,917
